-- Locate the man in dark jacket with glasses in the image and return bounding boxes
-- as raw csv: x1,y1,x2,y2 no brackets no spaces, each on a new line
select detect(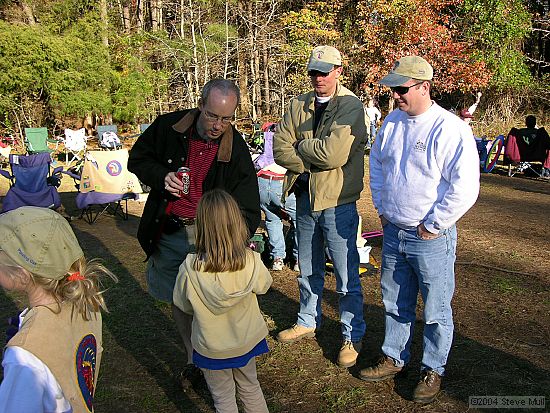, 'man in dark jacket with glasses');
128,78,260,387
